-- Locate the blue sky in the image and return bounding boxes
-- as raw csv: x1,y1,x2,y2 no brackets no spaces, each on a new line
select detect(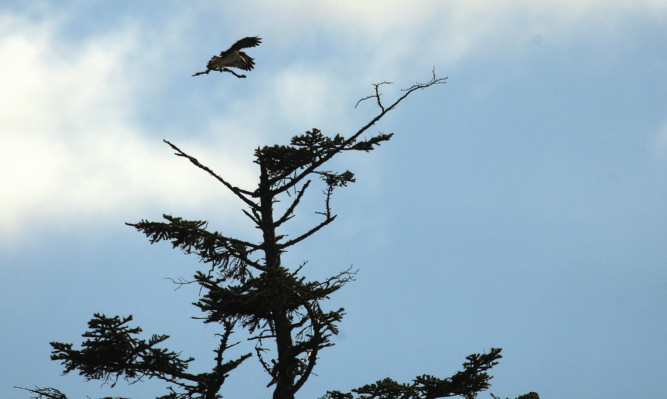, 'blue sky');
1,1,666,398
